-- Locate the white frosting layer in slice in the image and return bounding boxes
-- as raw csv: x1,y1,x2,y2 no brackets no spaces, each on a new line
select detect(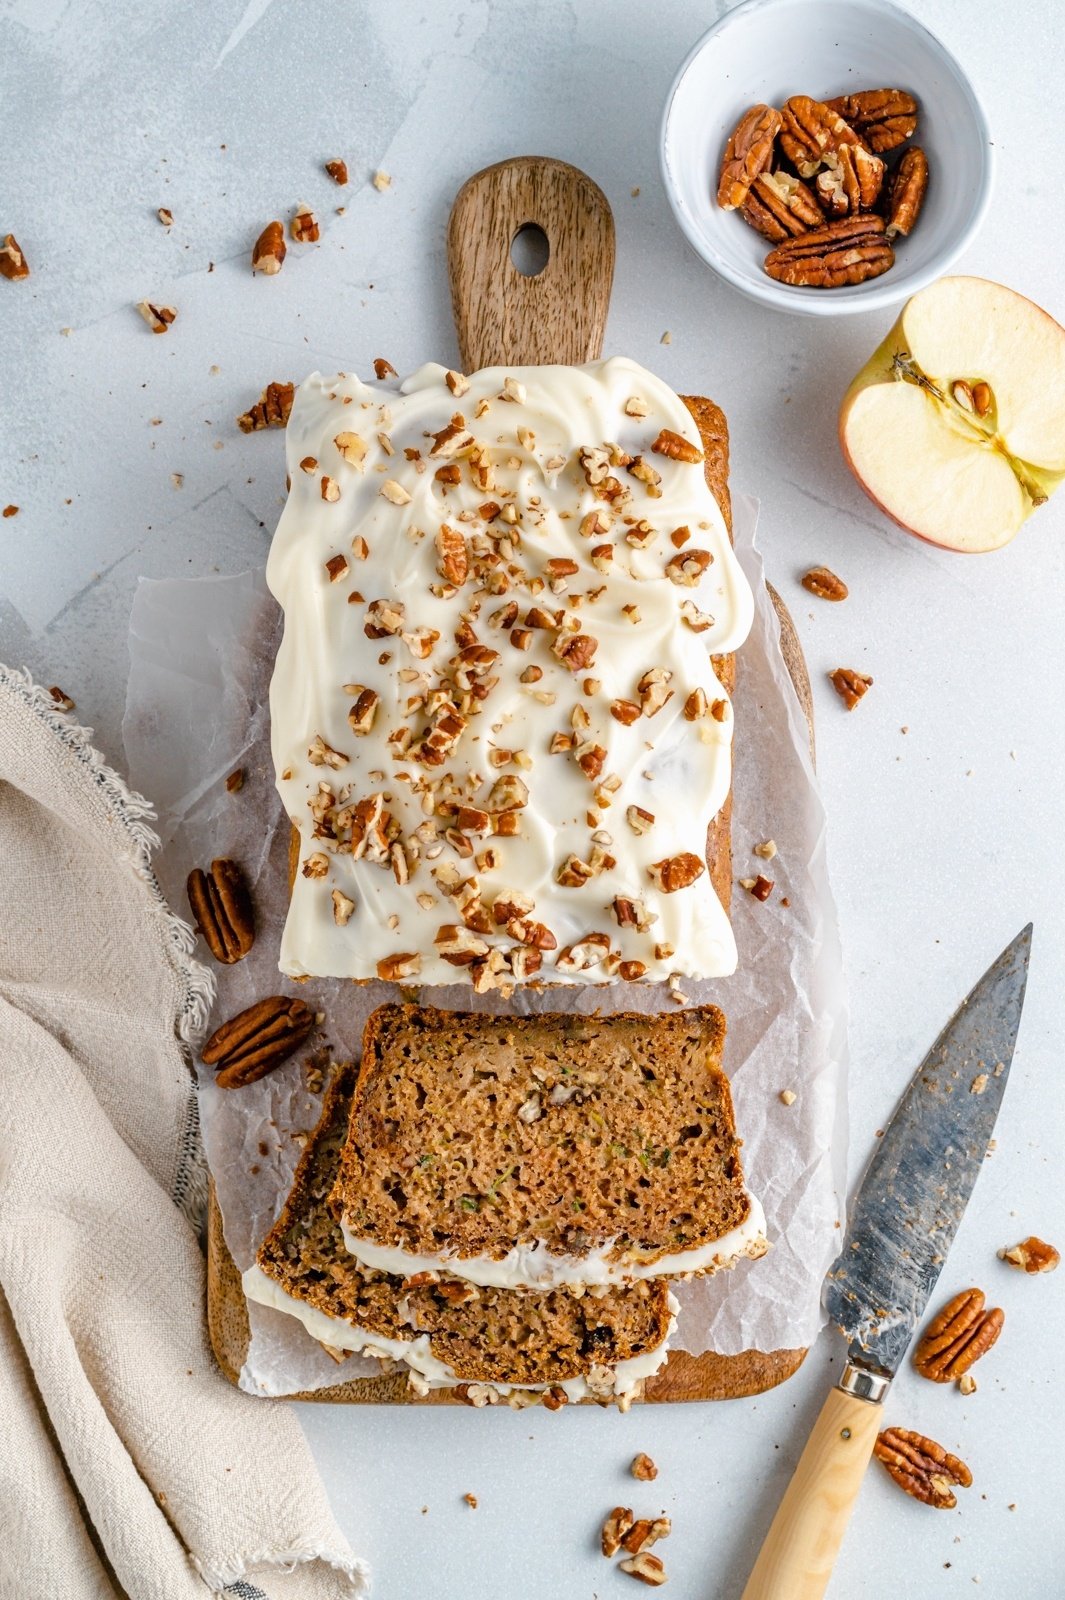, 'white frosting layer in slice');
241,1264,677,1400
339,1190,768,1290
266,356,754,987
